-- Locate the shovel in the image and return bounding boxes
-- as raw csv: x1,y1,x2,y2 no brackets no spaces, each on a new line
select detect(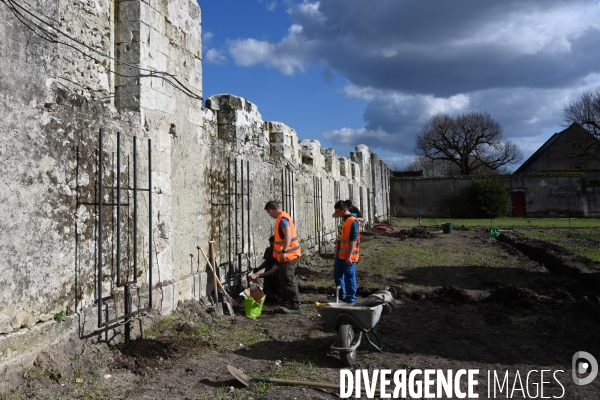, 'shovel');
227,365,389,395
198,245,234,316
227,365,339,391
